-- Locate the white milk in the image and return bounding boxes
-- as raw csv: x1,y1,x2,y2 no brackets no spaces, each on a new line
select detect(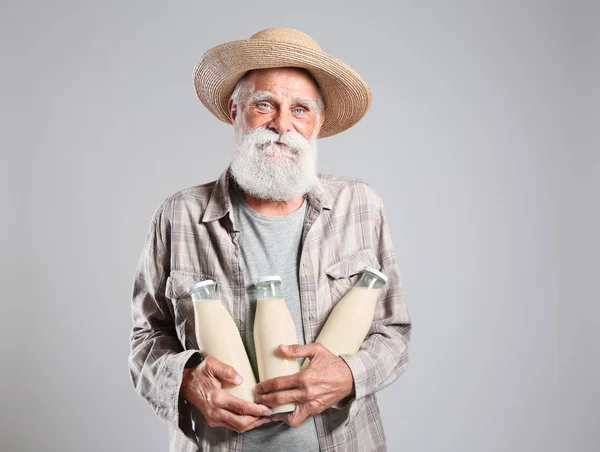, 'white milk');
254,297,301,414
302,286,382,370
193,299,257,403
